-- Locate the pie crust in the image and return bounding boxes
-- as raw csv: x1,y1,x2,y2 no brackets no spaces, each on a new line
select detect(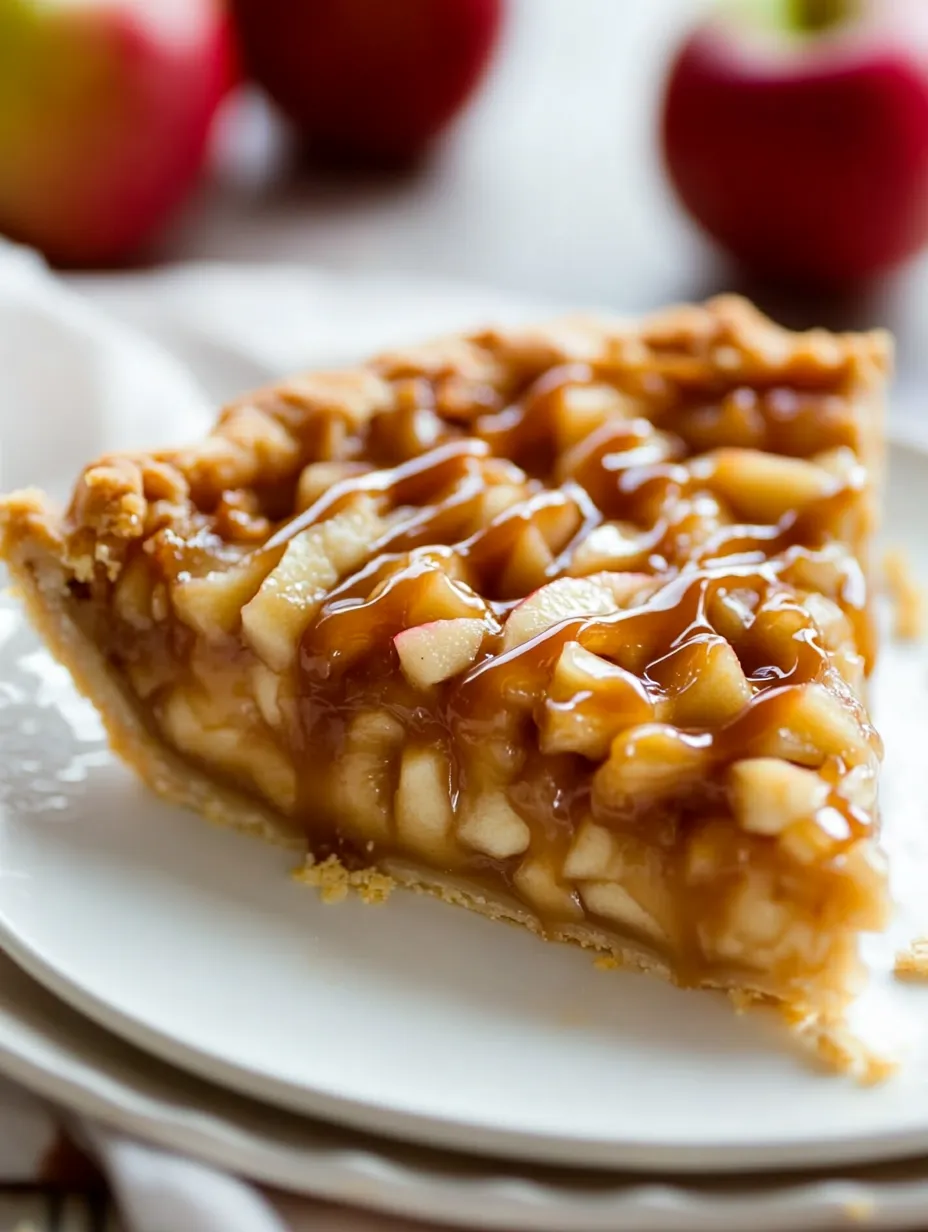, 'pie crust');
0,295,893,1026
